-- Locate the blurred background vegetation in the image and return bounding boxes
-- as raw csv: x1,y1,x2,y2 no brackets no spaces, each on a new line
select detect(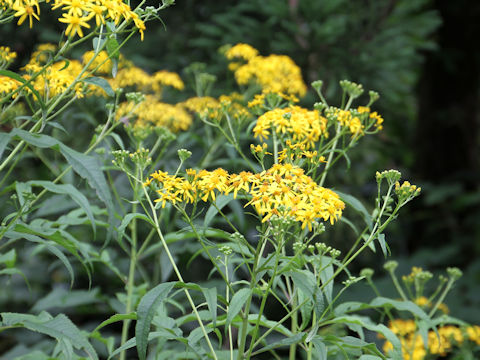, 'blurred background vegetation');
1,0,479,345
